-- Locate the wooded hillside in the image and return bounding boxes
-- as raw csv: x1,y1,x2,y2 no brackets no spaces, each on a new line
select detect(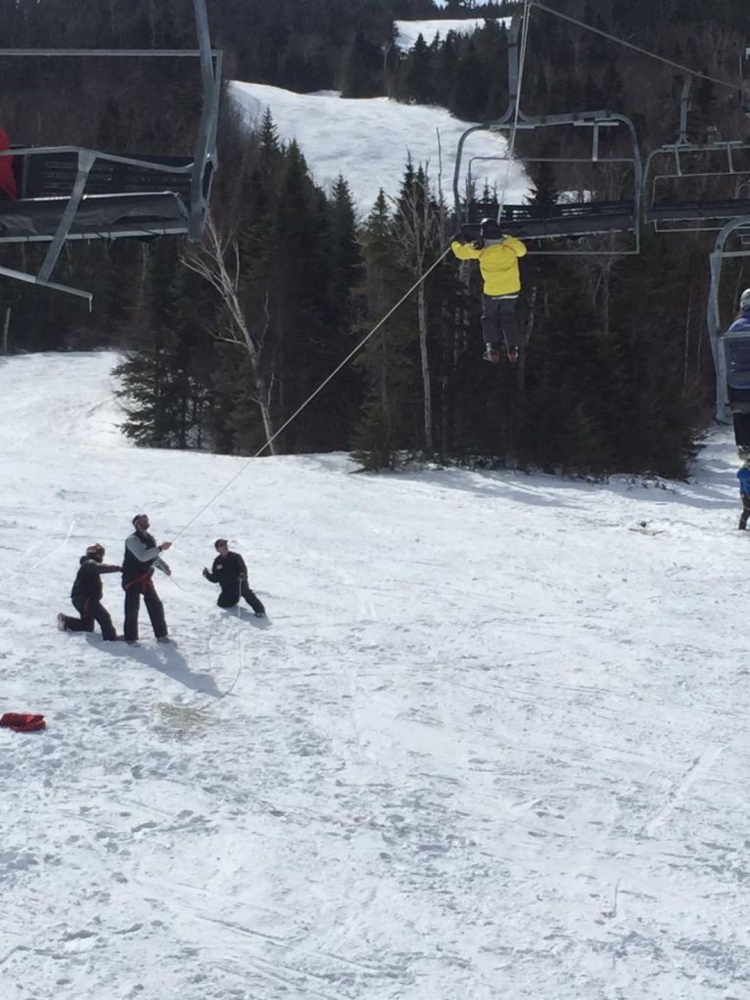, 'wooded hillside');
0,0,748,476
